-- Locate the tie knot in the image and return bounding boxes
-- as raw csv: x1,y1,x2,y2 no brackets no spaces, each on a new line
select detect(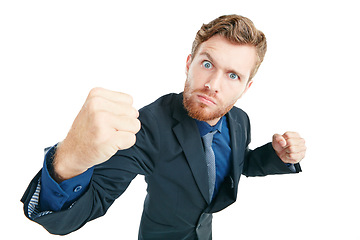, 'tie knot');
202,130,217,146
